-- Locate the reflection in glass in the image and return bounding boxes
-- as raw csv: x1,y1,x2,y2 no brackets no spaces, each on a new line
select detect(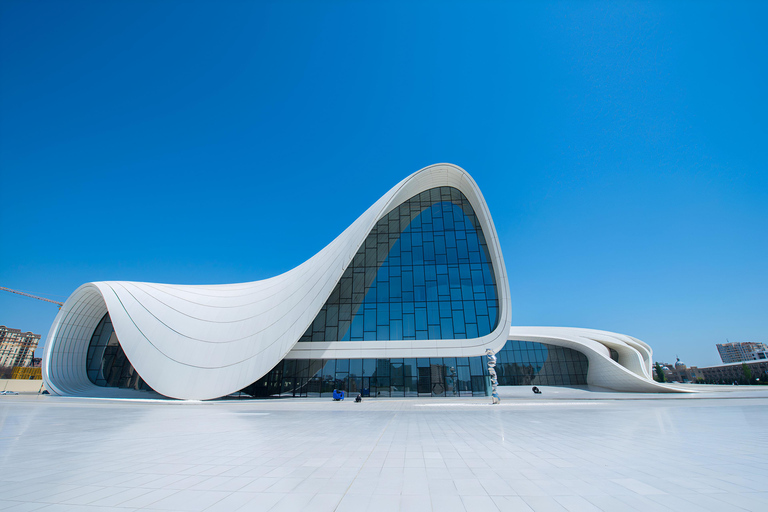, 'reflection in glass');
85,313,153,391
301,187,499,343
241,340,589,398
